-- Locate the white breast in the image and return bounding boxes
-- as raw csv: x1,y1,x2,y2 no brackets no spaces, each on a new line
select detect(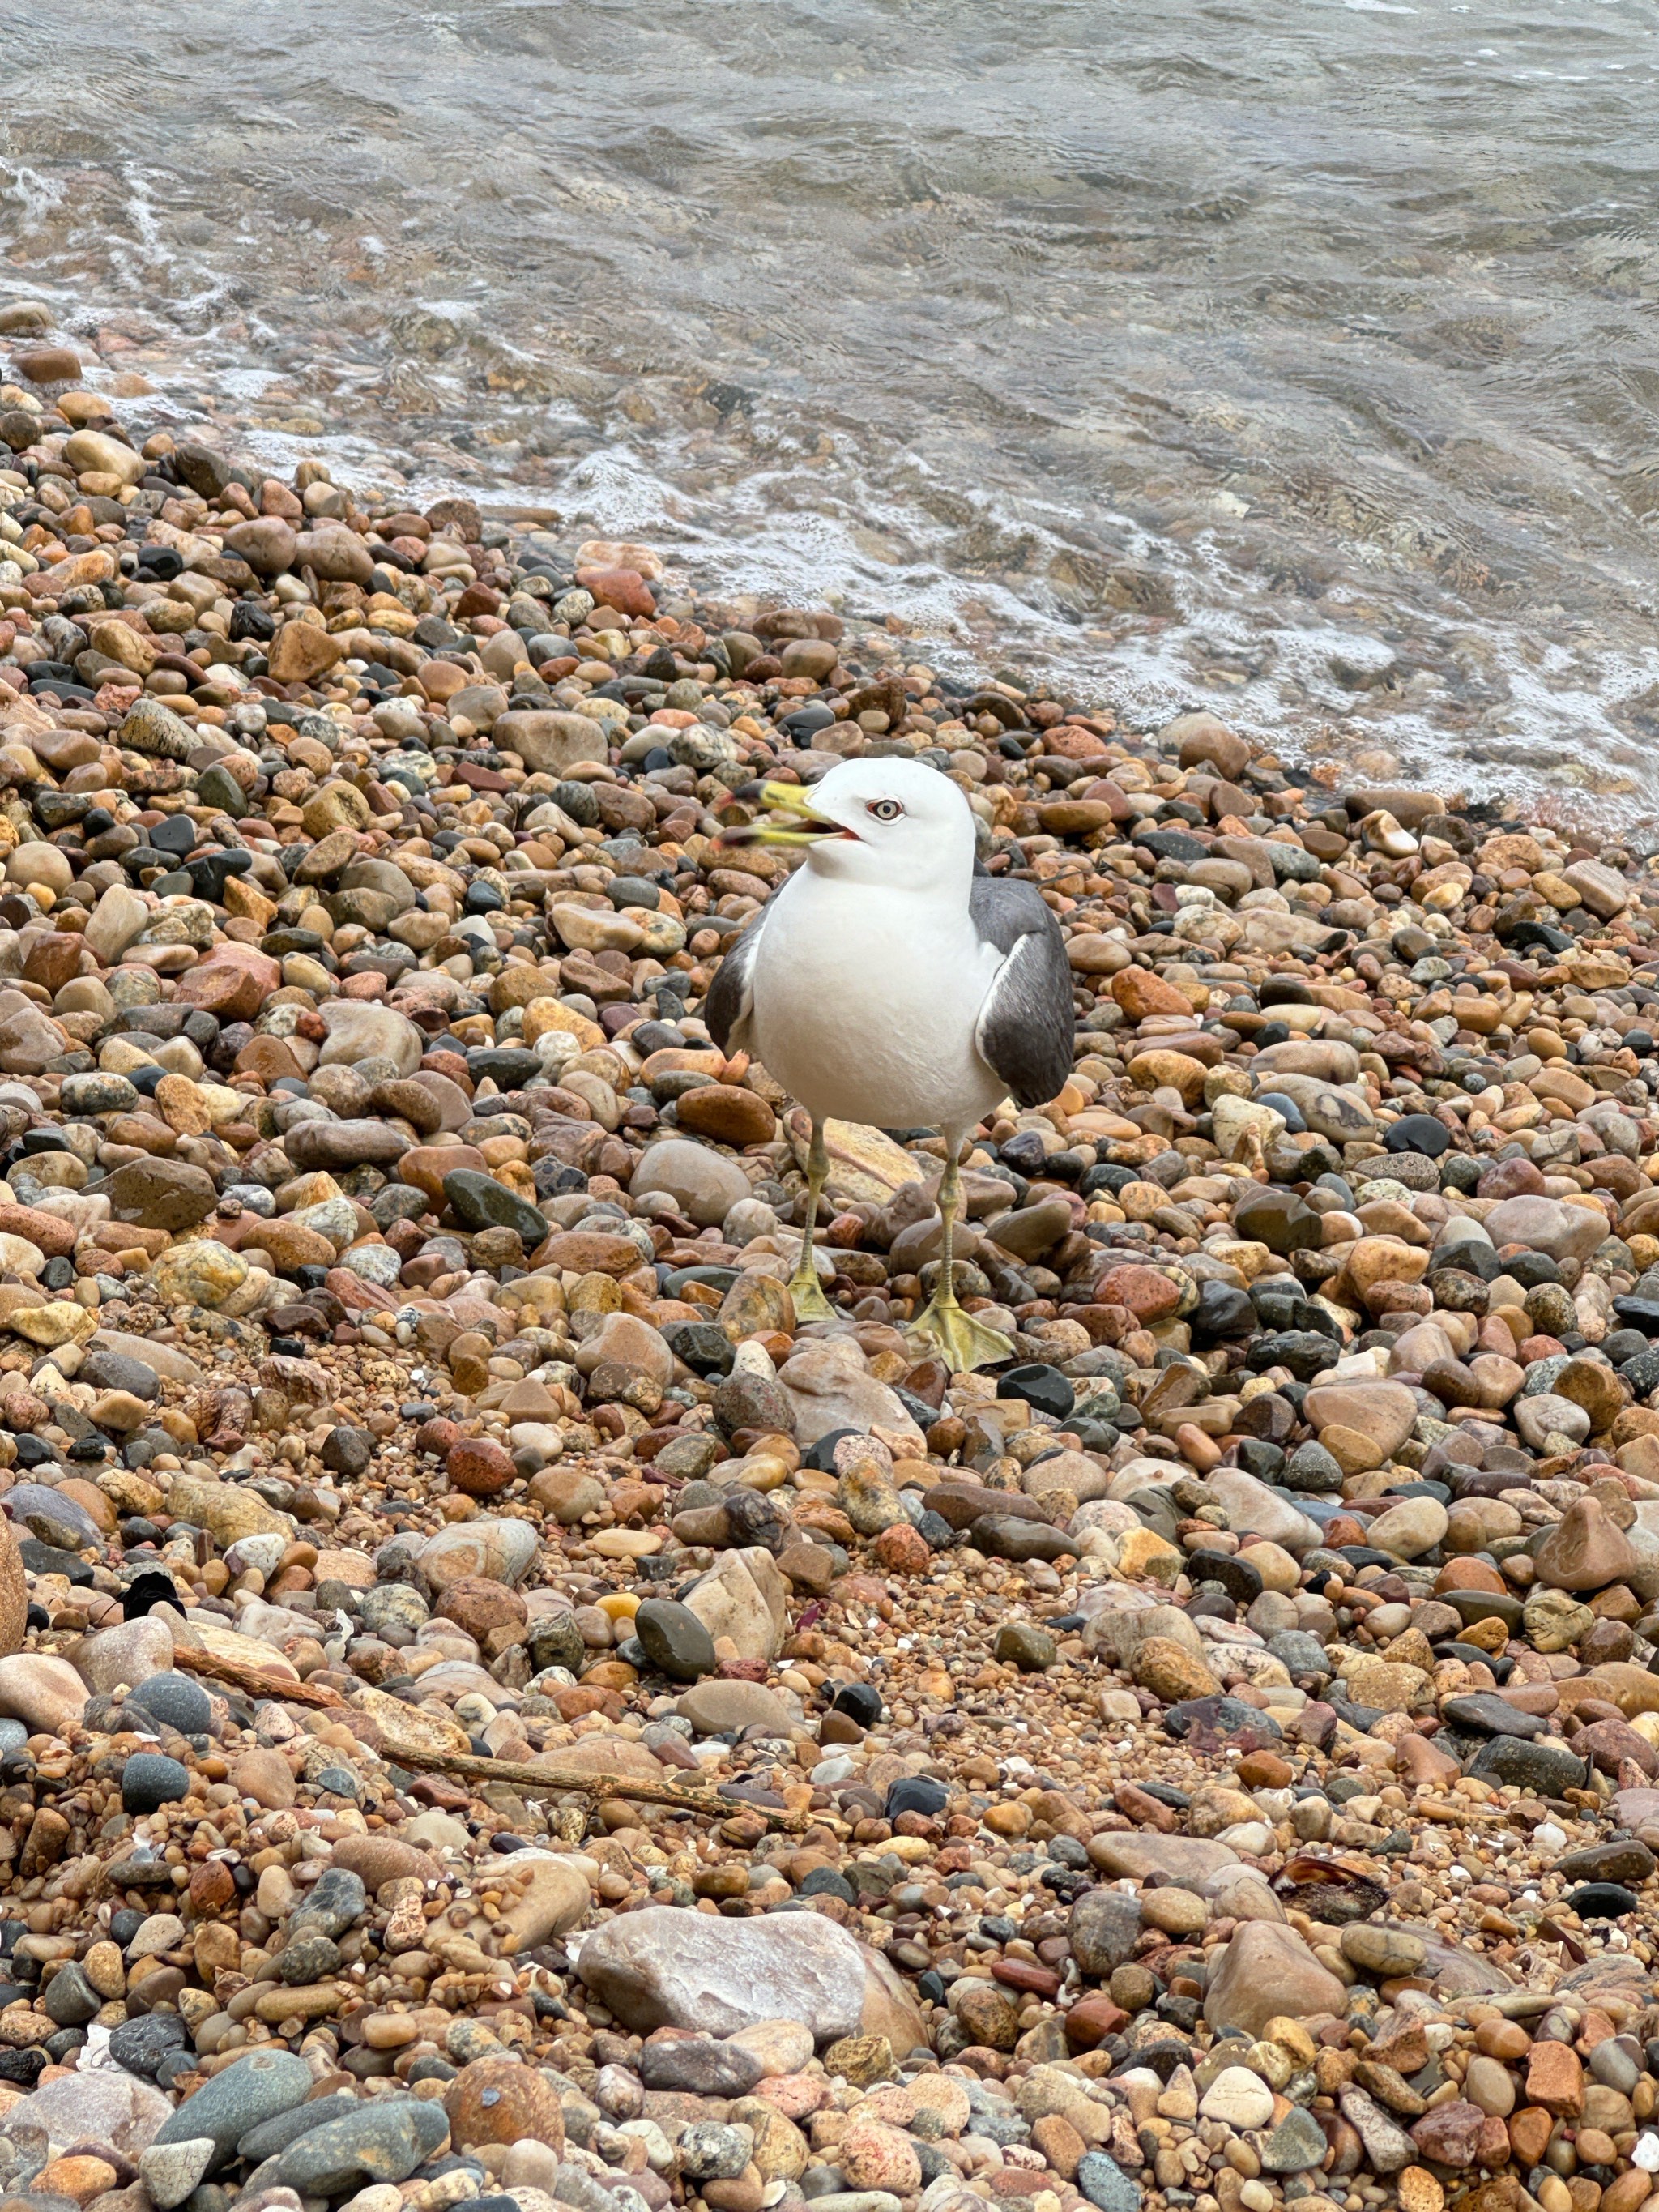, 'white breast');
748,869,1008,1134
